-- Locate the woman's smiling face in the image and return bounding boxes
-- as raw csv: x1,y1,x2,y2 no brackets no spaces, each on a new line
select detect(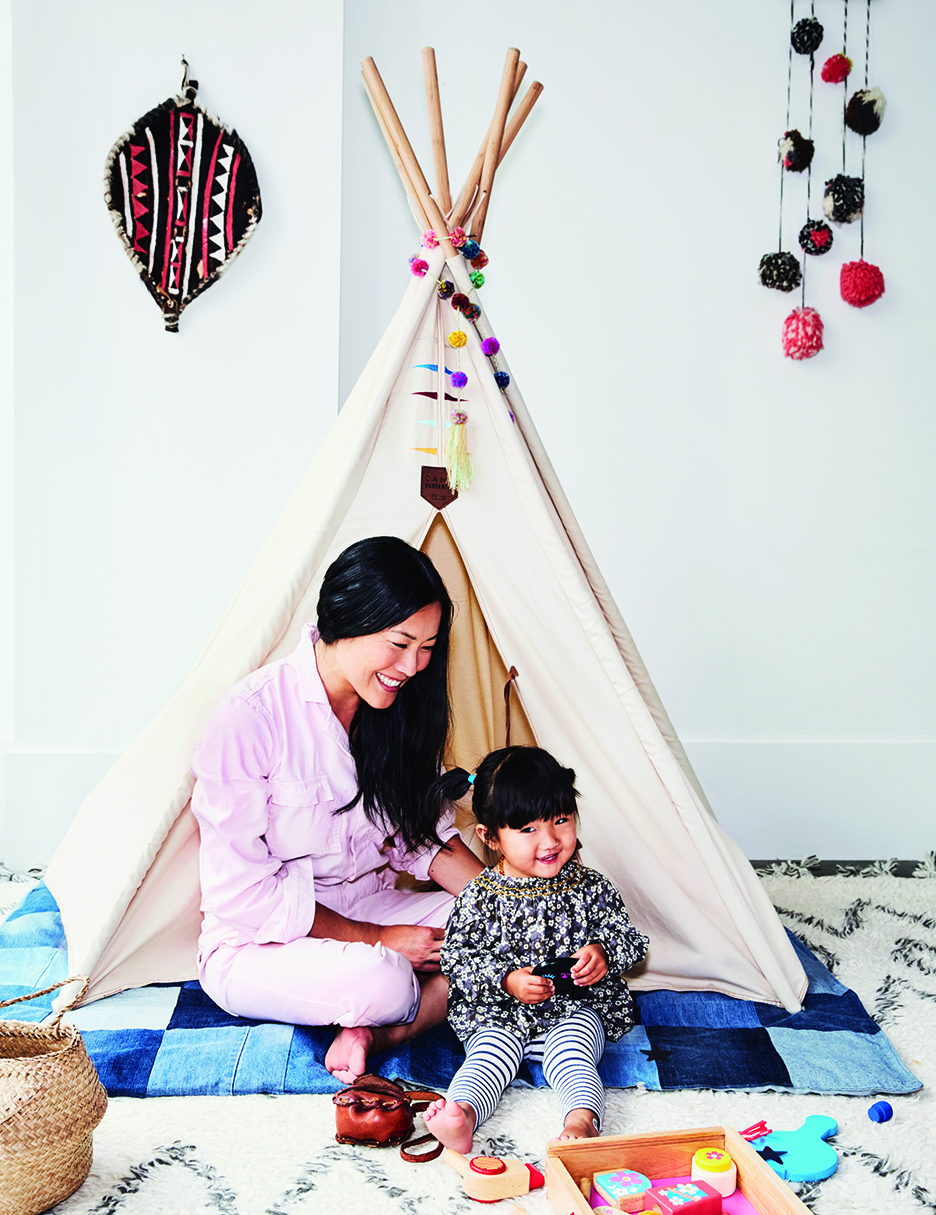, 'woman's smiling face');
326,602,442,711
